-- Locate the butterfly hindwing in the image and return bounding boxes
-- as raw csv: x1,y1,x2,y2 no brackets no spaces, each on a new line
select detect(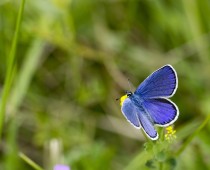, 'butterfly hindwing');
137,107,158,140
142,98,179,126
121,98,158,140
121,98,140,128
135,65,177,98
